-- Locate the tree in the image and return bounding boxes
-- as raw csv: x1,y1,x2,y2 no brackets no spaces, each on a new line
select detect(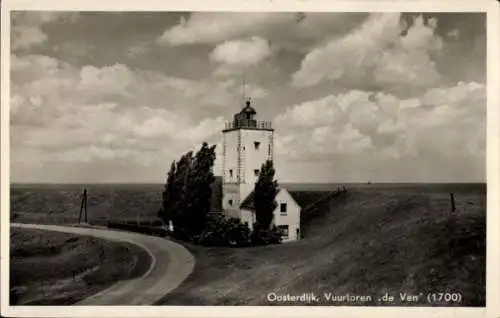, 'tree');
159,161,176,223
253,160,278,230
170,151,194,238
184,142,217,237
